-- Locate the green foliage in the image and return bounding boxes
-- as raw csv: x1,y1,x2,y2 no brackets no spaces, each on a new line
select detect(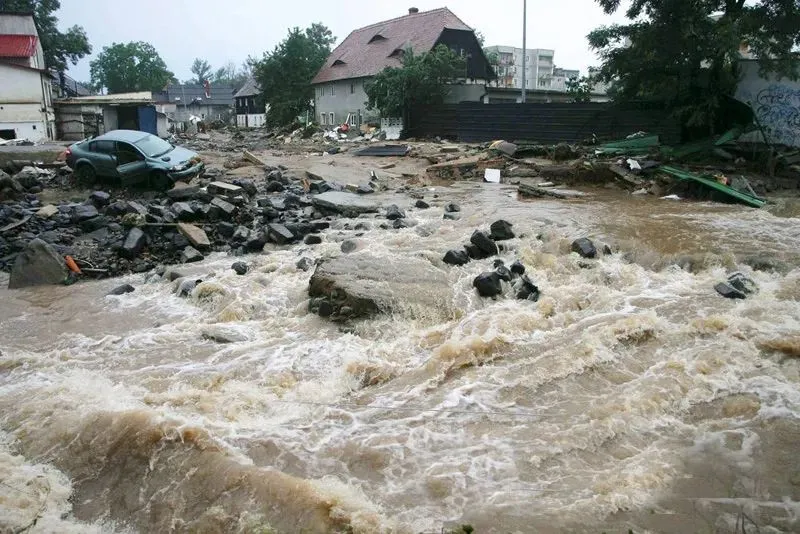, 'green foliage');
90,41,174,94
365,45,466,118
0,0,91,74
190,58,212,85
566,76,593,103
588,0,800,132
252,23,335,127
